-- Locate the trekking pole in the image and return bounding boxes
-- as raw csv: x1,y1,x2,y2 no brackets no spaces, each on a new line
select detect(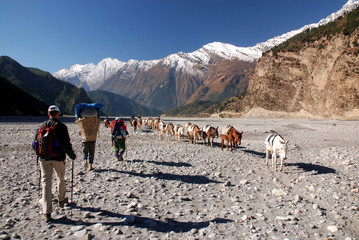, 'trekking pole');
71,158,74,217
37,156,41,198
125,122,128,158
